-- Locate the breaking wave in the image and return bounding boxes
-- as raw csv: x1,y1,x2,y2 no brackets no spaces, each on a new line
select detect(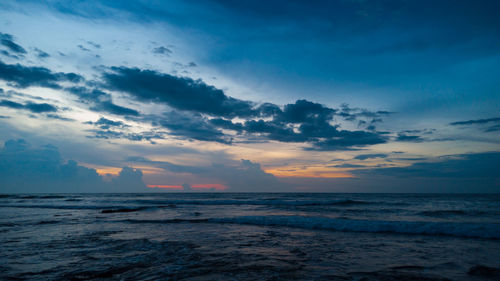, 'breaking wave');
126,216,500,239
